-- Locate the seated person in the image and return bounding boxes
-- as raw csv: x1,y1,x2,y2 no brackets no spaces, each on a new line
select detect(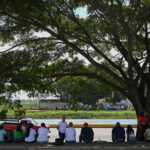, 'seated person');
25,124,36,143
65,122,76,143
126,125,136,142
112,122,125,142
0,125,7,143
14,124,24,143
79,122,94,143
144,124,150,142
20,121,27,134
37,123,48,143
